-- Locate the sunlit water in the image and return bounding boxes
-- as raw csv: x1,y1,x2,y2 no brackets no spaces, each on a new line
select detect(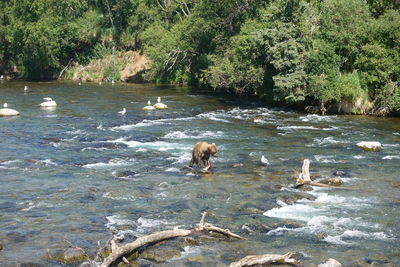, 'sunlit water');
0,81,399,266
